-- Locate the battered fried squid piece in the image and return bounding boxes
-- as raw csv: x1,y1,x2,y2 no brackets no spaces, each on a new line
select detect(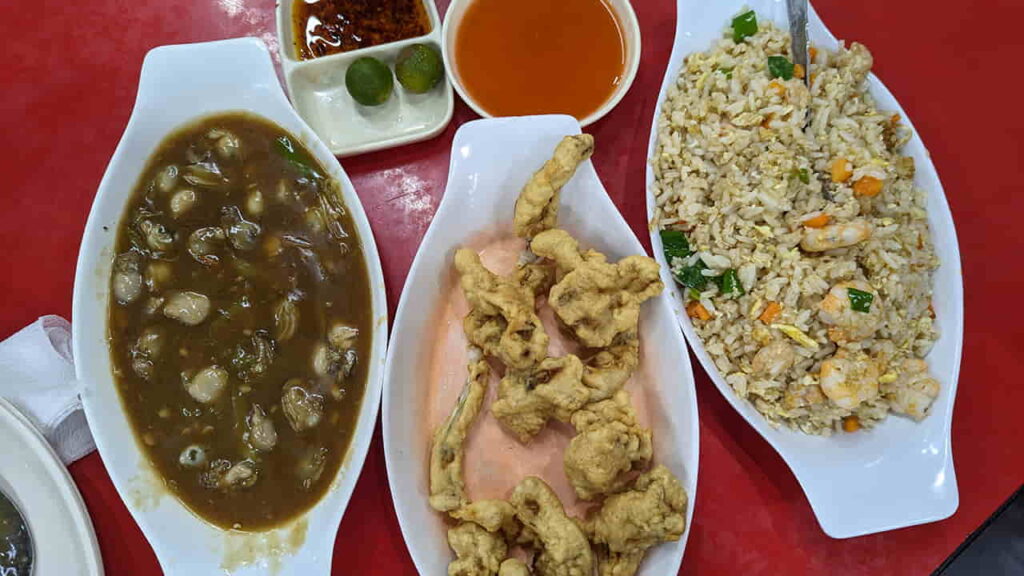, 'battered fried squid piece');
492,355,589,443
499,559,531,576
585,466,688,576
530,229,663,349
513,134,595,239
452,499,519,536
581,336,640,403
515,260,556,297
456,249,549,371
448,522,509,576
564,391,653,500
430,353,491,512
510,477,594,576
